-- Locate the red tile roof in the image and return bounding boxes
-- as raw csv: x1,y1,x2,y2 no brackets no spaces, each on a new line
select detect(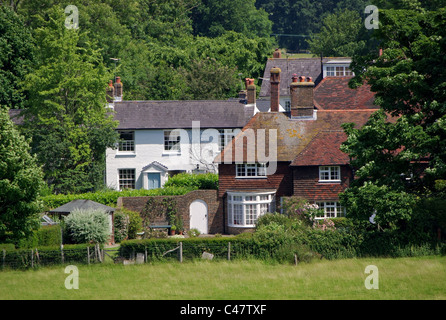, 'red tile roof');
214,109,377,164
314,77,377,110
291,130,350,166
